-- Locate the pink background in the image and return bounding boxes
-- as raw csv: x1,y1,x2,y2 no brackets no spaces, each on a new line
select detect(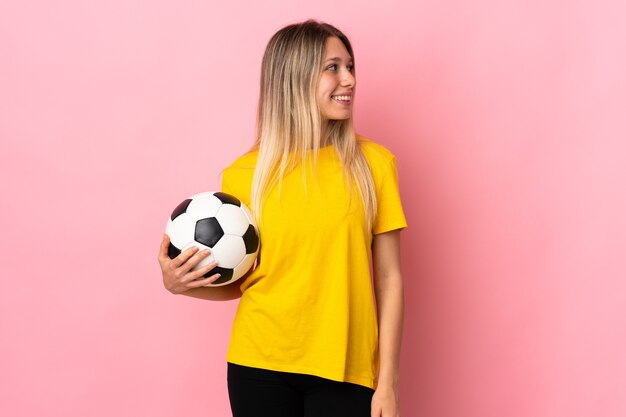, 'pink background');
1,1,625,416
